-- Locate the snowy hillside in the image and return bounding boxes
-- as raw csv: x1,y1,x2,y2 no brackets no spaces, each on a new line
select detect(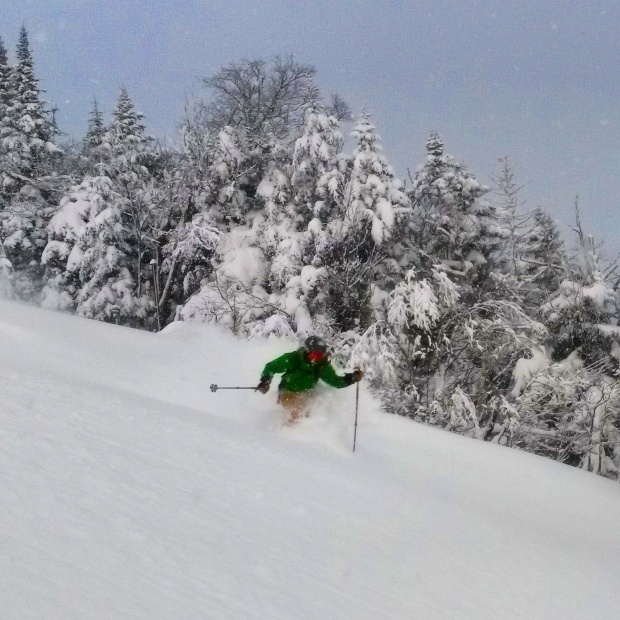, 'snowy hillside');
2,300,620,619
